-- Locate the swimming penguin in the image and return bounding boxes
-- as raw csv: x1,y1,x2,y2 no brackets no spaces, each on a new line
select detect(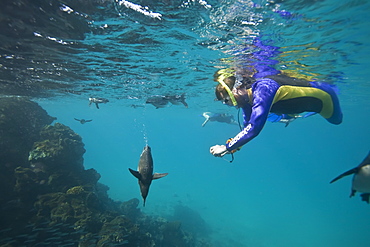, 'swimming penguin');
164,94,188,108
89,97,109,109
74,118,92,124
330,151,370,203
128,146,168,206
146,96,168,109
146,94,188,109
